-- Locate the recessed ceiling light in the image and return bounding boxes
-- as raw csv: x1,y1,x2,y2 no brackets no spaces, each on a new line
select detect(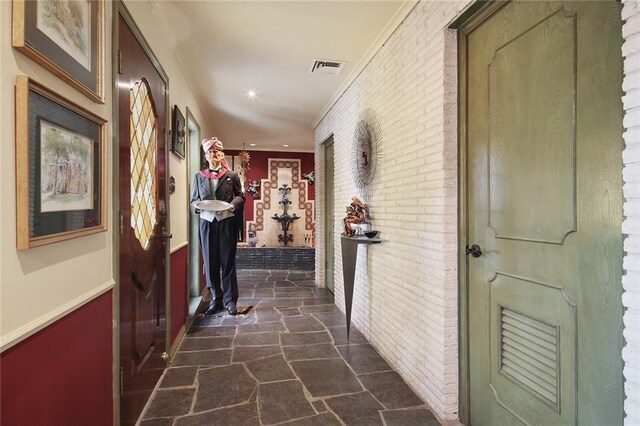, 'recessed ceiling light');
283,144,289,147
249,143,256,147
246,89,257,99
